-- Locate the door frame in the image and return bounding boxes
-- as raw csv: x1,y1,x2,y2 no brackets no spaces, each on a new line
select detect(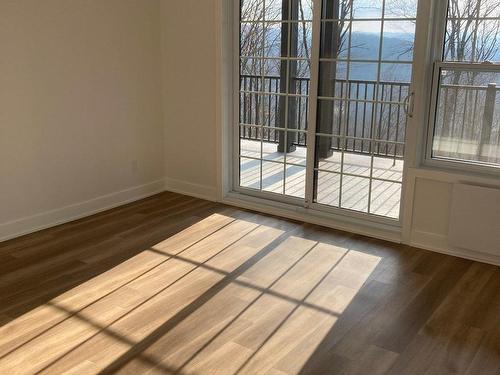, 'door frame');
217,0,436,240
